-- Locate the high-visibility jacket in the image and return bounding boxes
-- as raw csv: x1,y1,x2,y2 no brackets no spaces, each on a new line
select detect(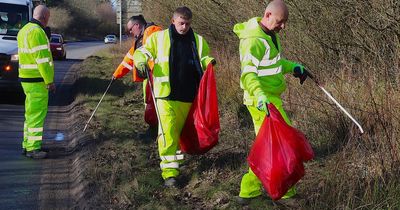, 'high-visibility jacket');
113,24,162,82
133,29,215,98
17,22,54,84
233,17,300,106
